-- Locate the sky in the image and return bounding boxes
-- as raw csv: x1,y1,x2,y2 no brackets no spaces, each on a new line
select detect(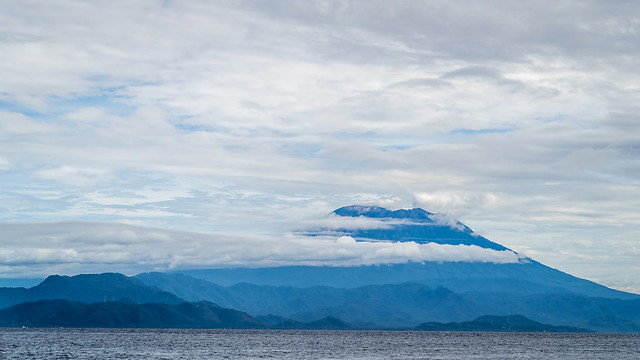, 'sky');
0,0,639,292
